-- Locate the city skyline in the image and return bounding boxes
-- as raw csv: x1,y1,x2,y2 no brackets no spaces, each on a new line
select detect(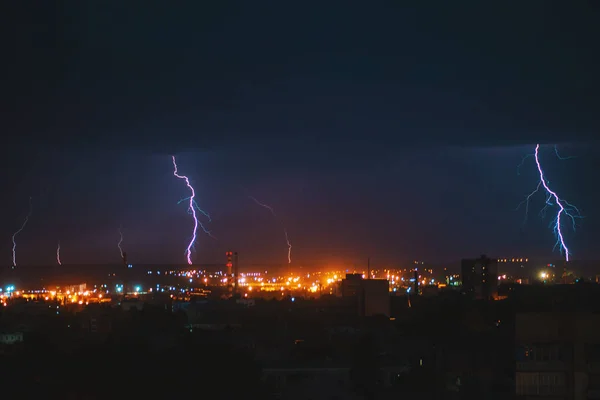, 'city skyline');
2,4,599,399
